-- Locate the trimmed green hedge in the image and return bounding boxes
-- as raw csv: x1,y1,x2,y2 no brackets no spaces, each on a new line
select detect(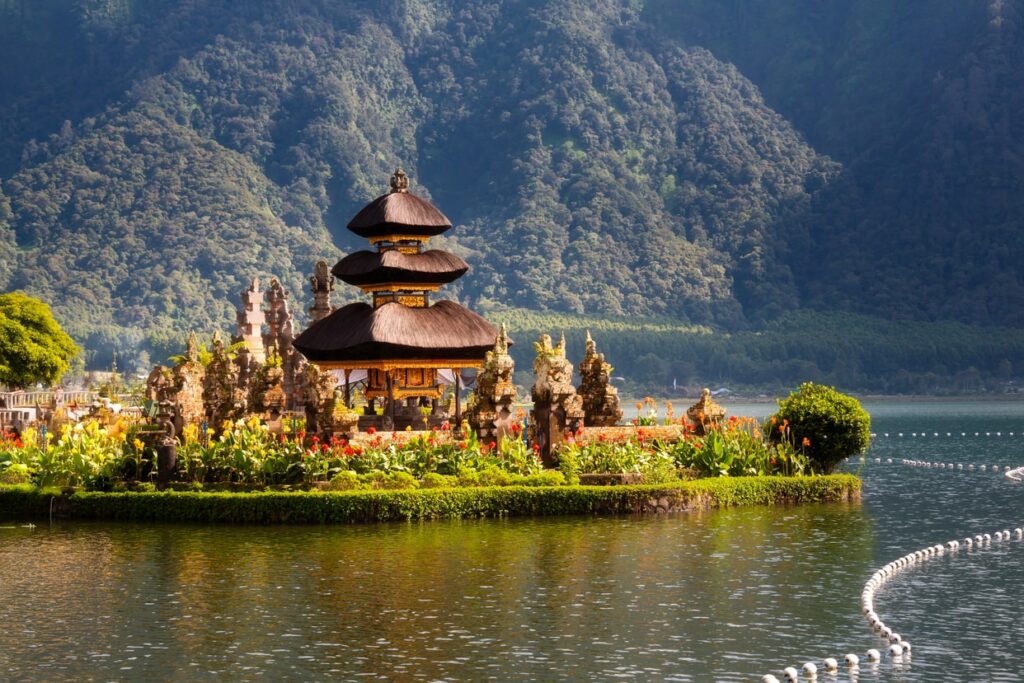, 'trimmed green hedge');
0,475,859,524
